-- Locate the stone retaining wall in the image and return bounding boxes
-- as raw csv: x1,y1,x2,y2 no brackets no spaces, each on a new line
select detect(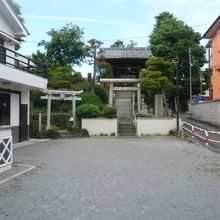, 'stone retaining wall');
189,101,220,126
